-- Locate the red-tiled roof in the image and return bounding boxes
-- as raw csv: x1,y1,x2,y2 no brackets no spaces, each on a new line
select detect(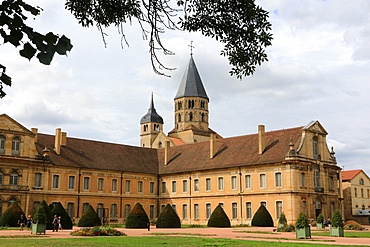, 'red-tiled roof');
158,126,303,174
168,137,186,146
342,169,362,181
36,134,159,174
